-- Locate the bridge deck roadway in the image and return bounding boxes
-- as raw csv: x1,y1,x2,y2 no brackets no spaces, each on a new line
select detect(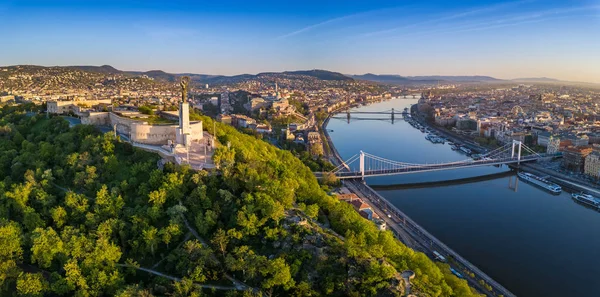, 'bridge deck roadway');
326,156,540,179
344,111,397,114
